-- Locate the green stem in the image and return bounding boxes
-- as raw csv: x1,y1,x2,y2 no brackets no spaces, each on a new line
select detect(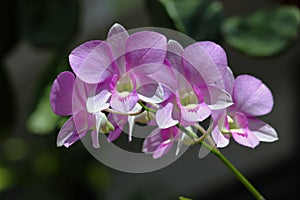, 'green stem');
139,102,265,199
138,101,157,113
200,141,265,200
